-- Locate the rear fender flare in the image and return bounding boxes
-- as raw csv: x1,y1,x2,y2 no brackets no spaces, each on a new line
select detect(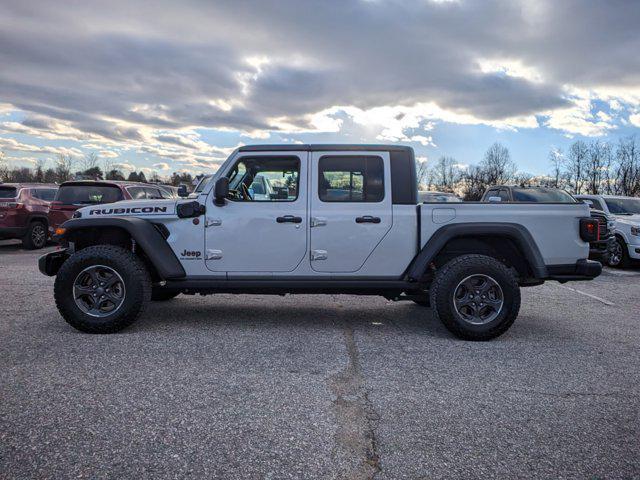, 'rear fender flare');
406,222,548,281
61,217,186,279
